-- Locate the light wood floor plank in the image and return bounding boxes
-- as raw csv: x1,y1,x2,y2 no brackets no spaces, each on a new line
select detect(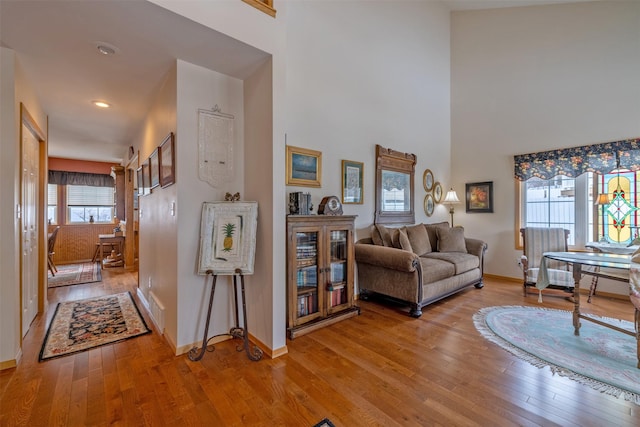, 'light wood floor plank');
2,271,640,426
